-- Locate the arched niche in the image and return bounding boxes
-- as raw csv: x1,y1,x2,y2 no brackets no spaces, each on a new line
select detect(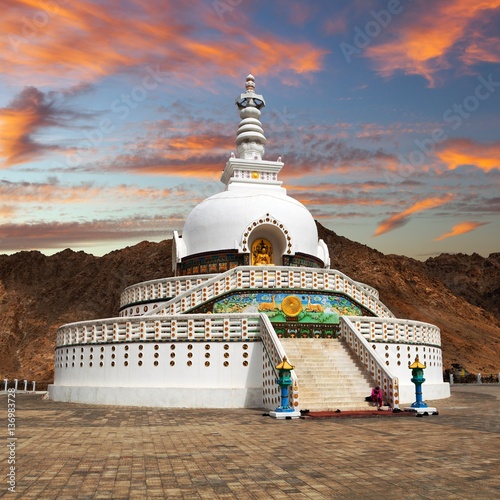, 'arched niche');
243,215,290,266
